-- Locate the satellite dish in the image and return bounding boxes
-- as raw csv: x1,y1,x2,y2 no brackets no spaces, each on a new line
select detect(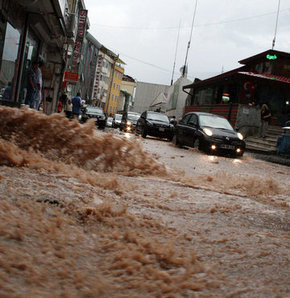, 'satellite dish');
179,65,188,76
